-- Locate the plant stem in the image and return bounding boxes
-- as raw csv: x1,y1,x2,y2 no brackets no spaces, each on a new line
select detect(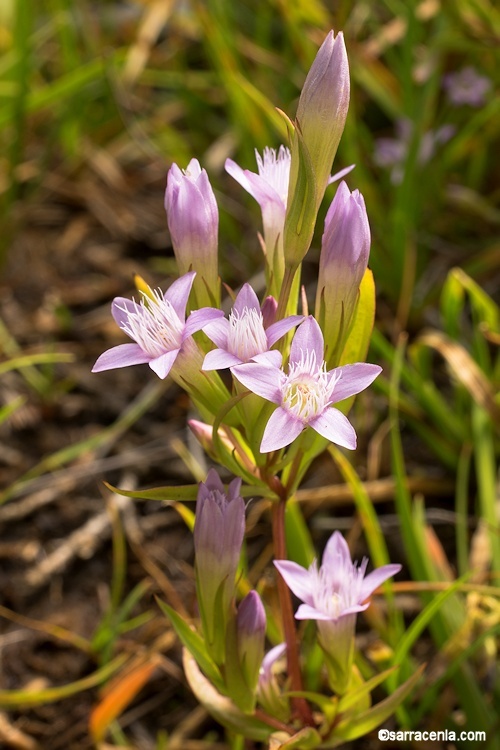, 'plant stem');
271,497,314,726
